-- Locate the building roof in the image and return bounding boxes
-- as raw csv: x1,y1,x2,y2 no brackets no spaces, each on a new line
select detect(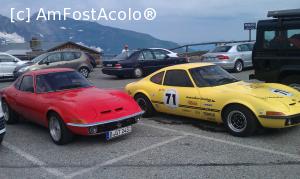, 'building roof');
47,41,102,54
